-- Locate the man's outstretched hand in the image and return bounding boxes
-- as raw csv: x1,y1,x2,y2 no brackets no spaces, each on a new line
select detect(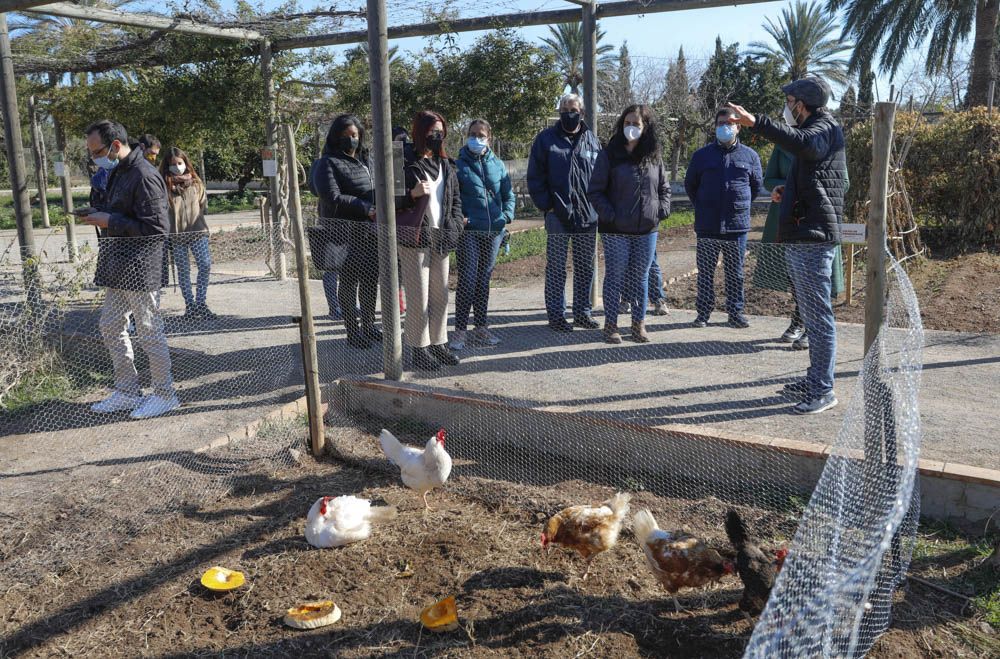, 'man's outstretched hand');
726,103,756,128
